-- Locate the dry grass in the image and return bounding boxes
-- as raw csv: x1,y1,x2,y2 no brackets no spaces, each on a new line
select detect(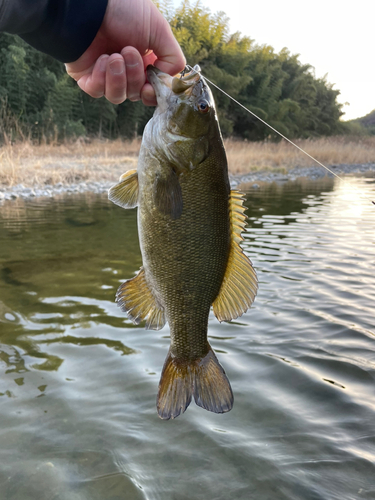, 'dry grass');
225,136,375,175
1,136,375,188
0,137,141,187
